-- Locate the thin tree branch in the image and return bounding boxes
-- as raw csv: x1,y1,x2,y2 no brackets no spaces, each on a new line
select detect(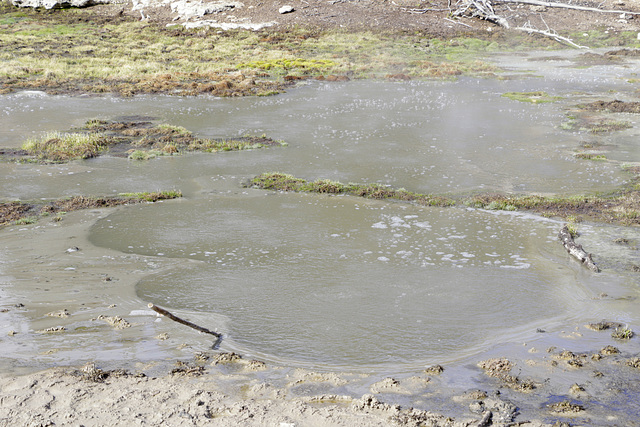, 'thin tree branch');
495,0,640,15
148,303,223,348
